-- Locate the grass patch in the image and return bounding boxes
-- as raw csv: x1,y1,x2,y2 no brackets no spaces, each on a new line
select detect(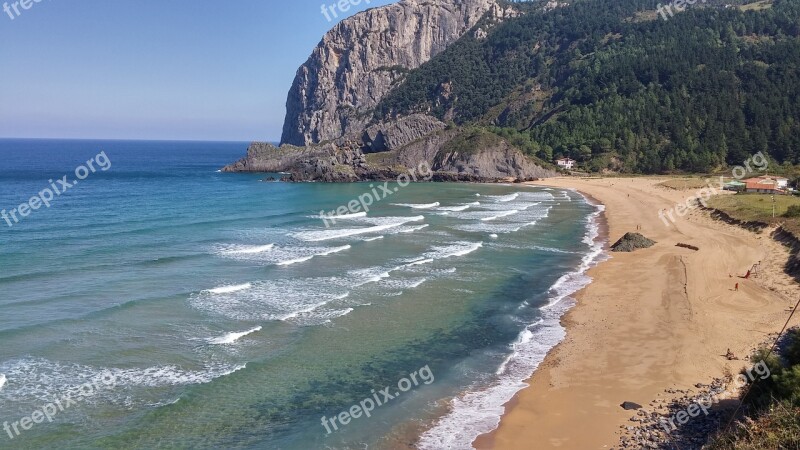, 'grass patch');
707,193,800,235
441,127,505,157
